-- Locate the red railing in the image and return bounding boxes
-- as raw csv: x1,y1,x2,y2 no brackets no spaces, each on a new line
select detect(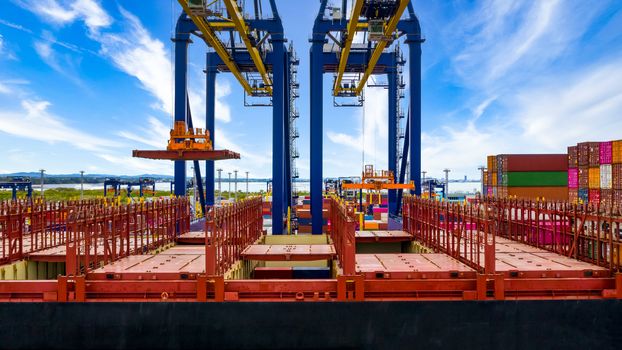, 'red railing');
328,197,356,275
205,197,263,275
65,198,190,275
487,198,622,272
403,196,495,274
